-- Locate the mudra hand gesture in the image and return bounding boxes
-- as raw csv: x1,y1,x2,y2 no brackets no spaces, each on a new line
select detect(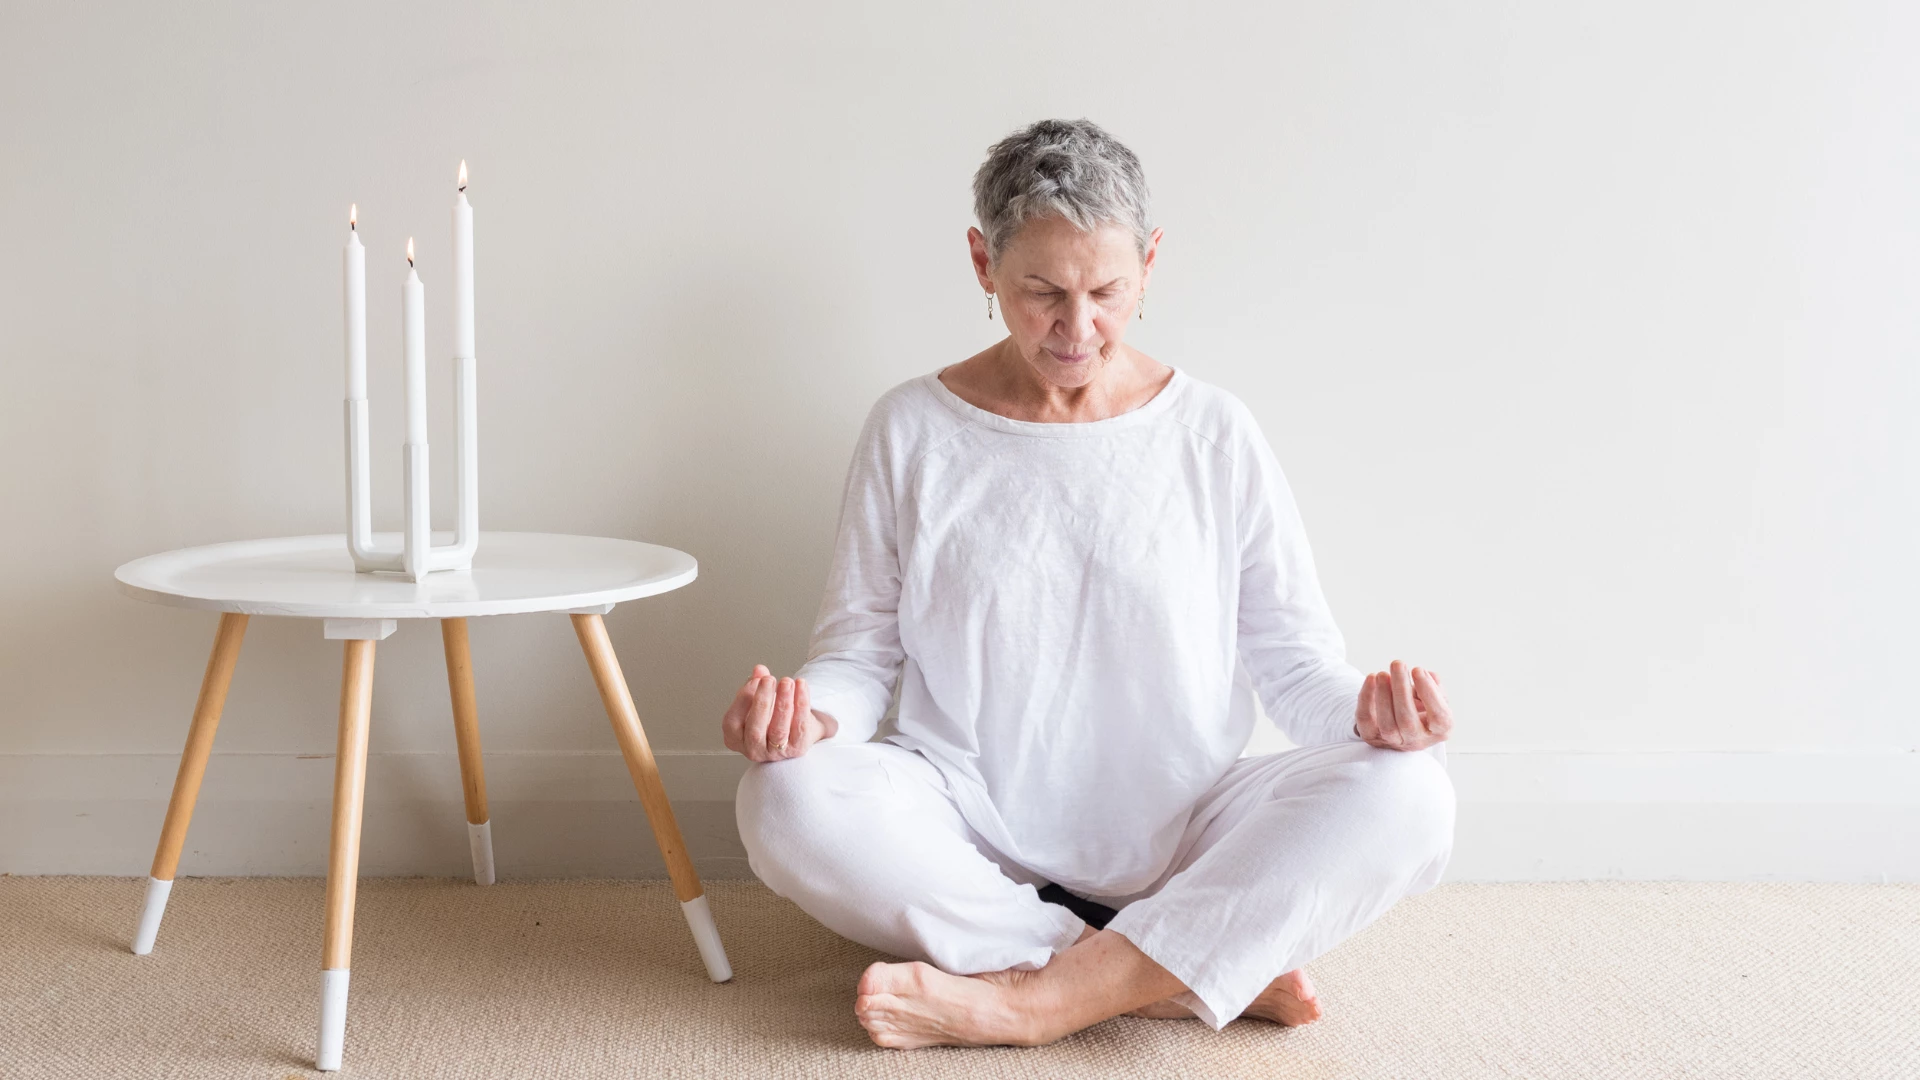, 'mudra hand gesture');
1354,659,1453,752
723,664,839,762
